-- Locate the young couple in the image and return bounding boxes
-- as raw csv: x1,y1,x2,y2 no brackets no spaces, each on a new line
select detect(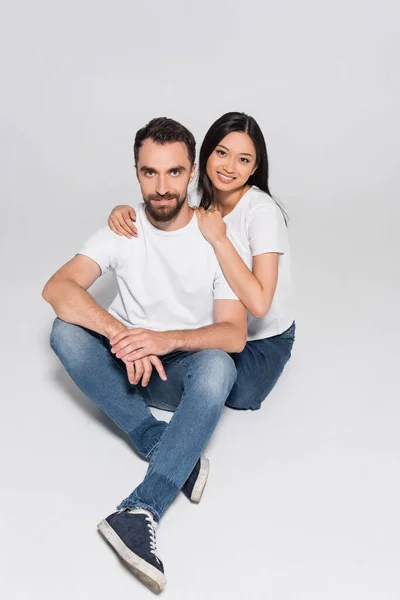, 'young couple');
42,112,295,593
